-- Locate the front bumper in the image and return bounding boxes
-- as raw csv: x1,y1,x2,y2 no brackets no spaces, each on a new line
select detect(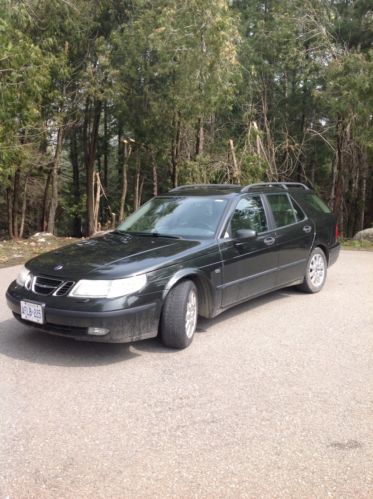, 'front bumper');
6,286,161,343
